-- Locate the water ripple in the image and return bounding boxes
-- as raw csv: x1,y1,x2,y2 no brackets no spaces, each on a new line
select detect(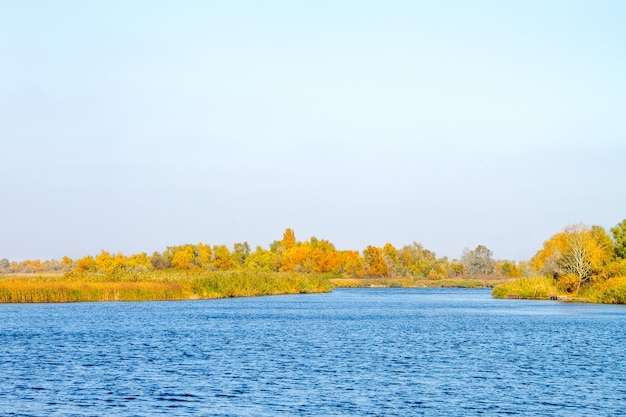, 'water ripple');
1,288,625,416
